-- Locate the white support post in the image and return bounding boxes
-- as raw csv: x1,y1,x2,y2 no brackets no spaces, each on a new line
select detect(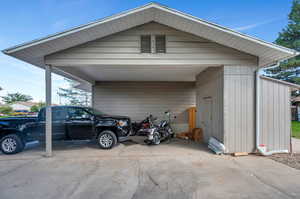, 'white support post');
45,65,52,157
